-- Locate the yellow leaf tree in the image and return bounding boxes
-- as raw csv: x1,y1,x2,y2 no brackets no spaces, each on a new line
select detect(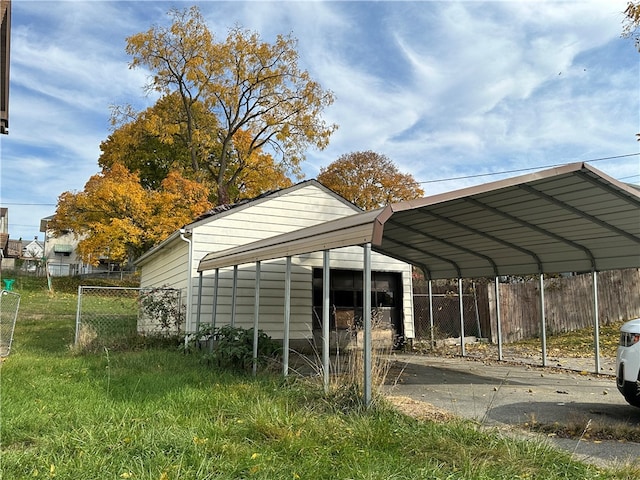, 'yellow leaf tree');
125,6,337,204
101,96,292,203
51,164,212,265
317,151,424,211
147,171,214,245
623,1,640,50
99,94,203,190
